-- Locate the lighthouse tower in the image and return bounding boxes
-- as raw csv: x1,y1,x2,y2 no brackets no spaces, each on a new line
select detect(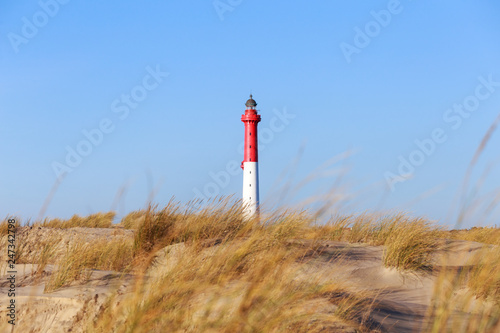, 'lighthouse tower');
241,94,261,217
